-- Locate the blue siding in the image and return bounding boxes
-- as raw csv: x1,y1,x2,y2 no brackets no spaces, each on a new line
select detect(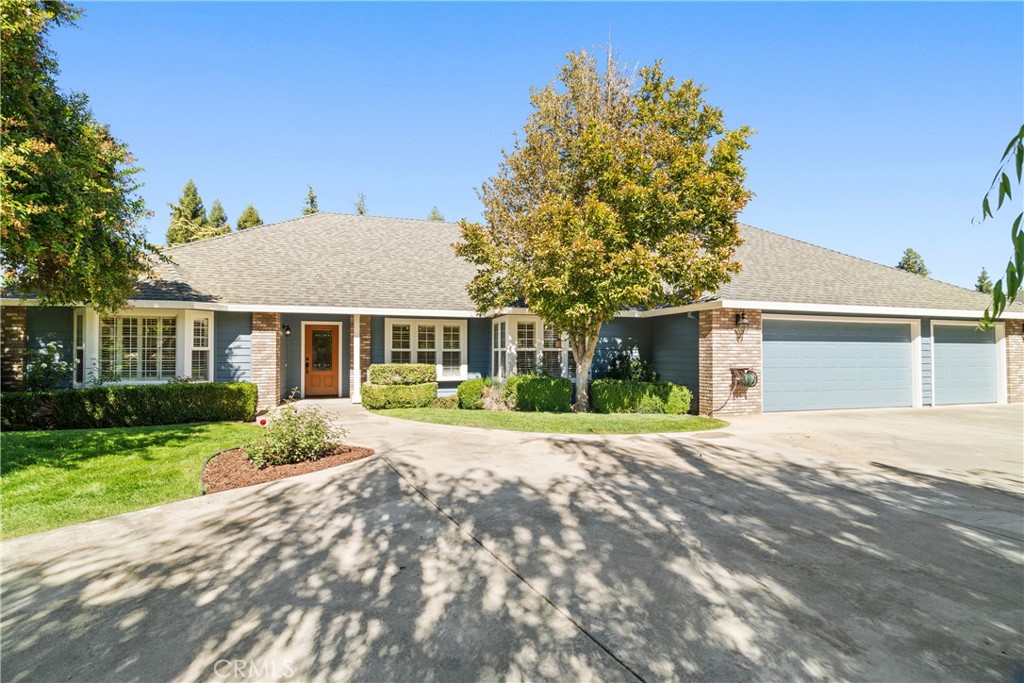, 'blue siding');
651,313,700,405
467,318,490,376
26,307,74,388
592,317,651,378
920,318,933,406
371,316,385,364
281,314,348,398
214,312,252,383
932,323,998,405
